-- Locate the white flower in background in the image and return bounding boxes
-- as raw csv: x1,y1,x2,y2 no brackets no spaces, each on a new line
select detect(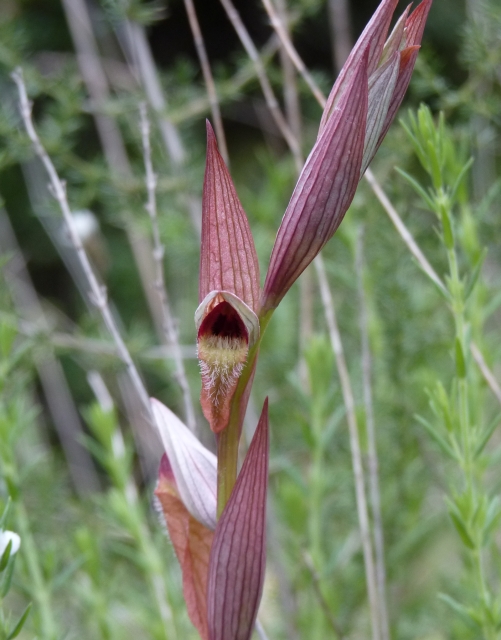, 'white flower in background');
0,530,21,558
